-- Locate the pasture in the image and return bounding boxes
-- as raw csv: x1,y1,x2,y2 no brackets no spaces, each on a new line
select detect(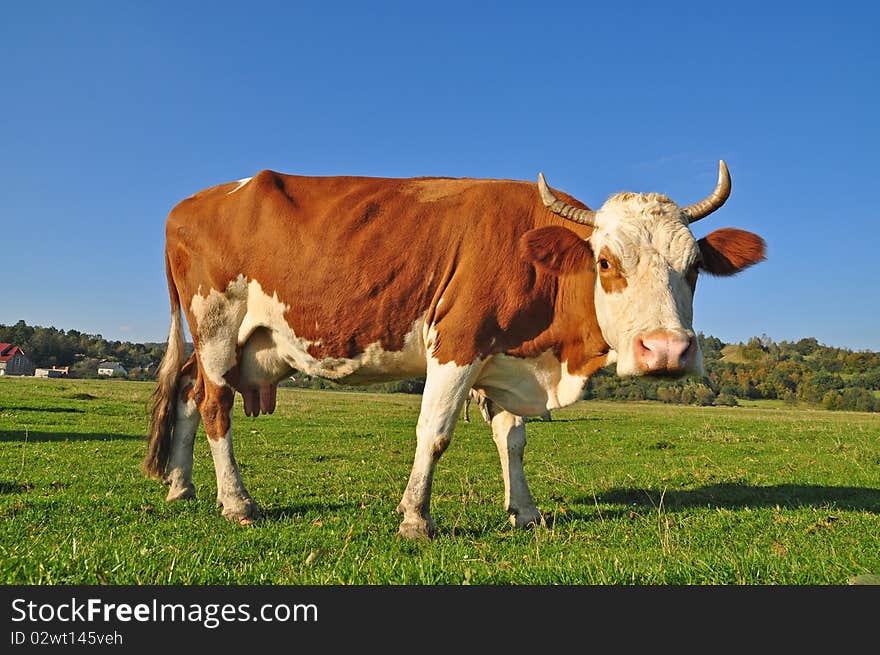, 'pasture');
1,377,878,585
